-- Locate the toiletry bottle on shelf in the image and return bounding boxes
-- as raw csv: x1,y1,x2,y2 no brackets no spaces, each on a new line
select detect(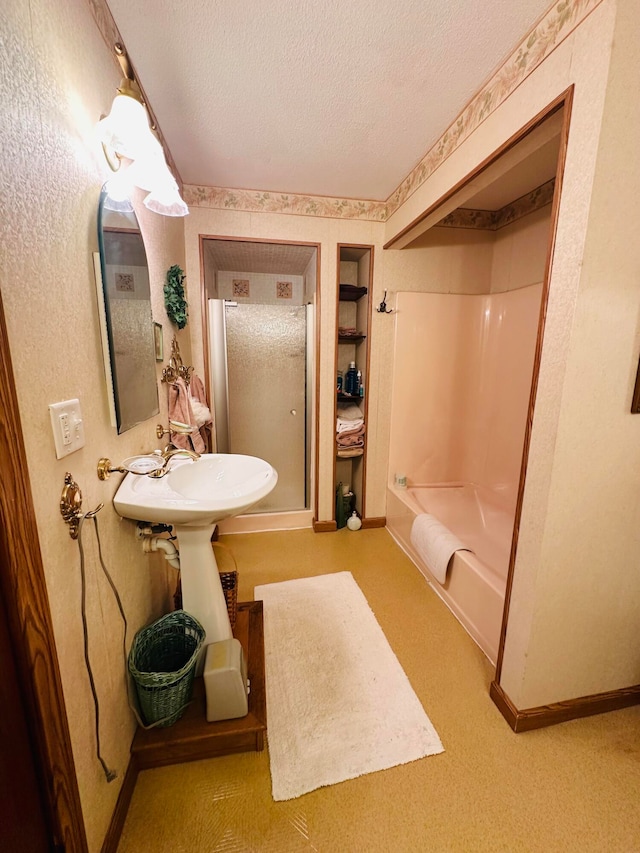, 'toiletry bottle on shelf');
356,369,362,398
337,371,343,392
345,362,358,396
